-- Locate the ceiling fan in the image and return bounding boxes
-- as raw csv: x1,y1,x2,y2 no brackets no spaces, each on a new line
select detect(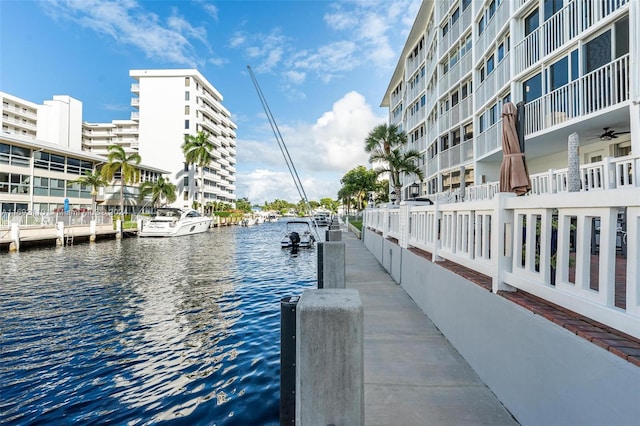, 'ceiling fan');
600,127,630,140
